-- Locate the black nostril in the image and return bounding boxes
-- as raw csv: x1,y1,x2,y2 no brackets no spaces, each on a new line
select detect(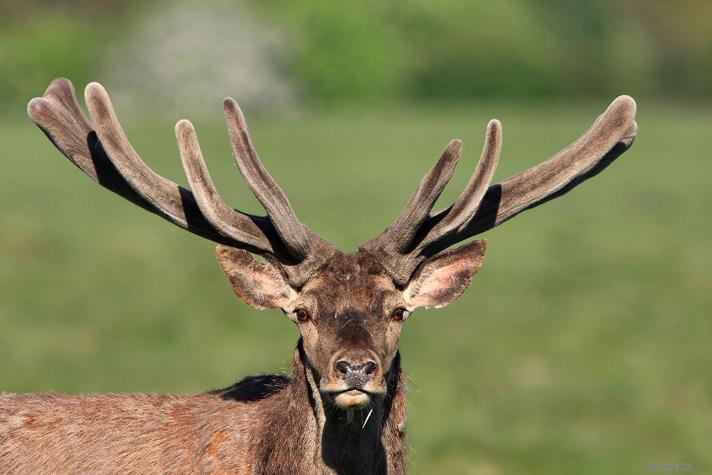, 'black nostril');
364,361,377,375
335,359,378,378
335,360,350,375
